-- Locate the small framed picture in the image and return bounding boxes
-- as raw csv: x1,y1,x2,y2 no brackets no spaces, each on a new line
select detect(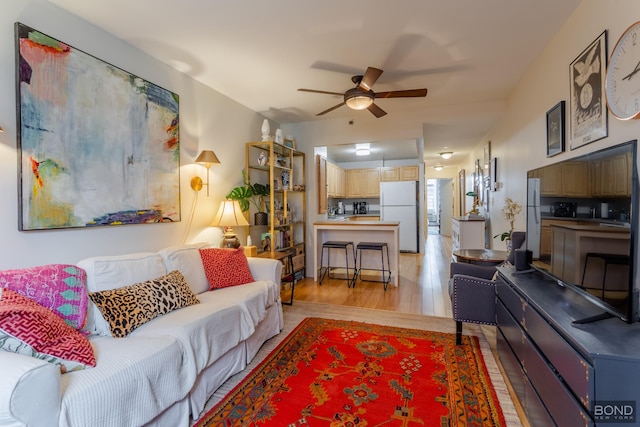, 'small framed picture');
284,138,295,149
546,100,565,157
489,157,497,191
